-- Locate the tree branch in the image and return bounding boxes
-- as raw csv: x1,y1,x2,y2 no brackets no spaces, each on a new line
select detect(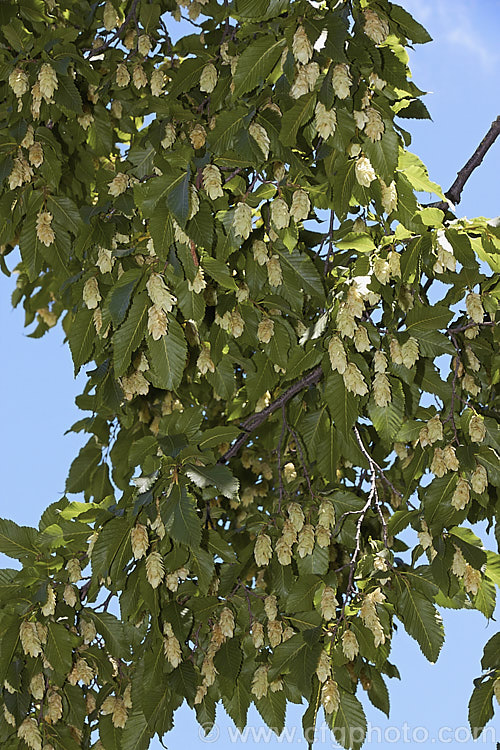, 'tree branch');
445,116,500,206
218,365,323,463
